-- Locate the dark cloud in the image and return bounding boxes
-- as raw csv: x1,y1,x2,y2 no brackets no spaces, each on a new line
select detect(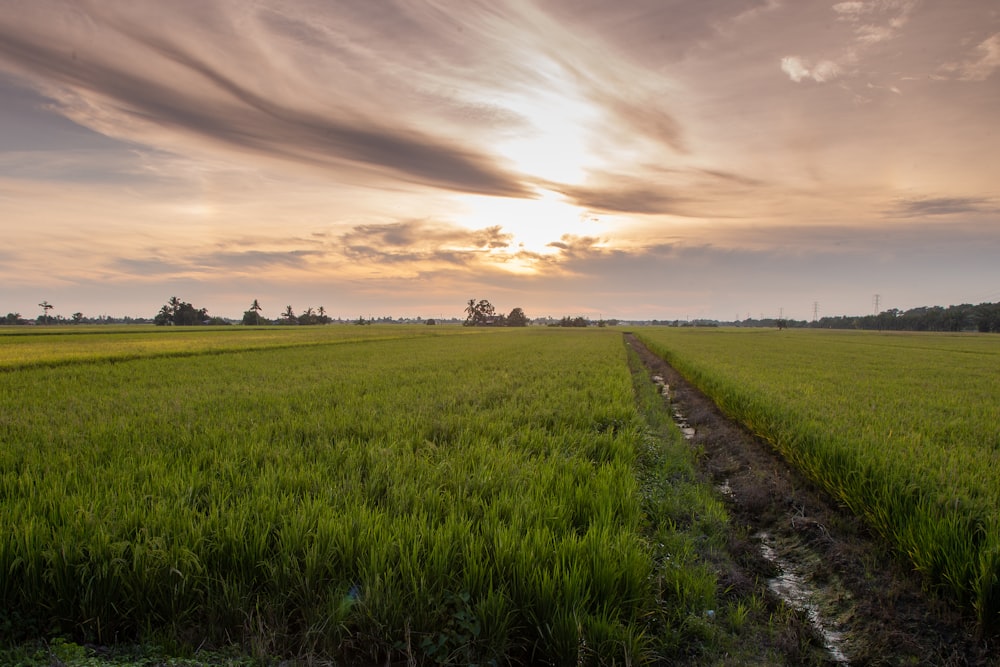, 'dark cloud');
115,249,321,276
697,168,767,188
890,196,998,218
0,15,532,198
341,220,513,264
556,181,690,215
546,234,604,255
552,166,767,216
